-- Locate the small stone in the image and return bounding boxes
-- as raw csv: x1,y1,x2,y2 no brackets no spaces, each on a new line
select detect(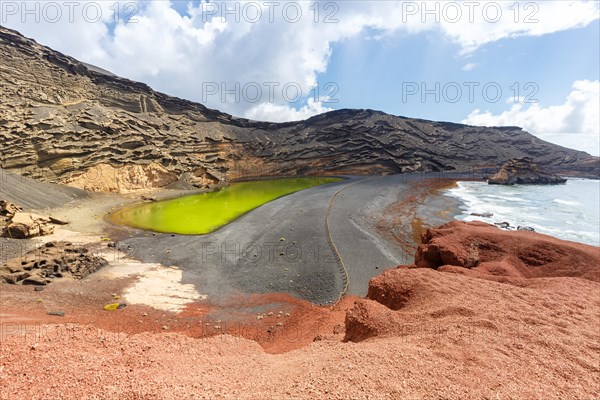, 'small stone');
267,312,273,316
276,322,283,326
162,326,169,330
22,275,46,286
47,311,65,317
141,312,148,317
